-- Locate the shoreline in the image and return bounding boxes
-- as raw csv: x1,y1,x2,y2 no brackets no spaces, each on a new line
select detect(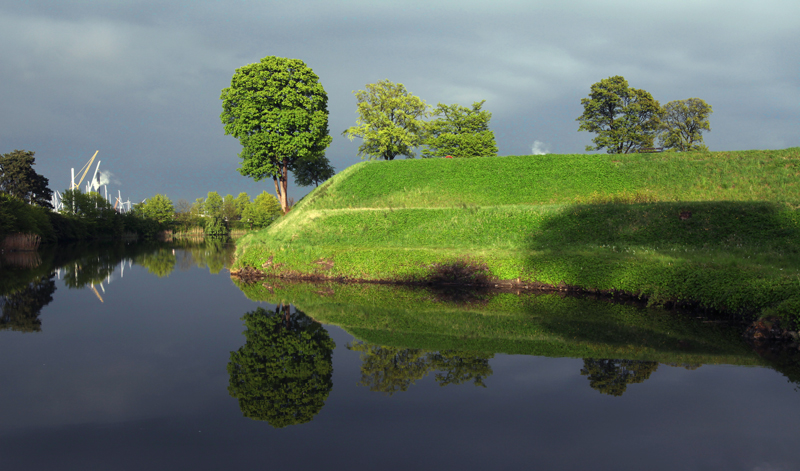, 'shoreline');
229,266,799,343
